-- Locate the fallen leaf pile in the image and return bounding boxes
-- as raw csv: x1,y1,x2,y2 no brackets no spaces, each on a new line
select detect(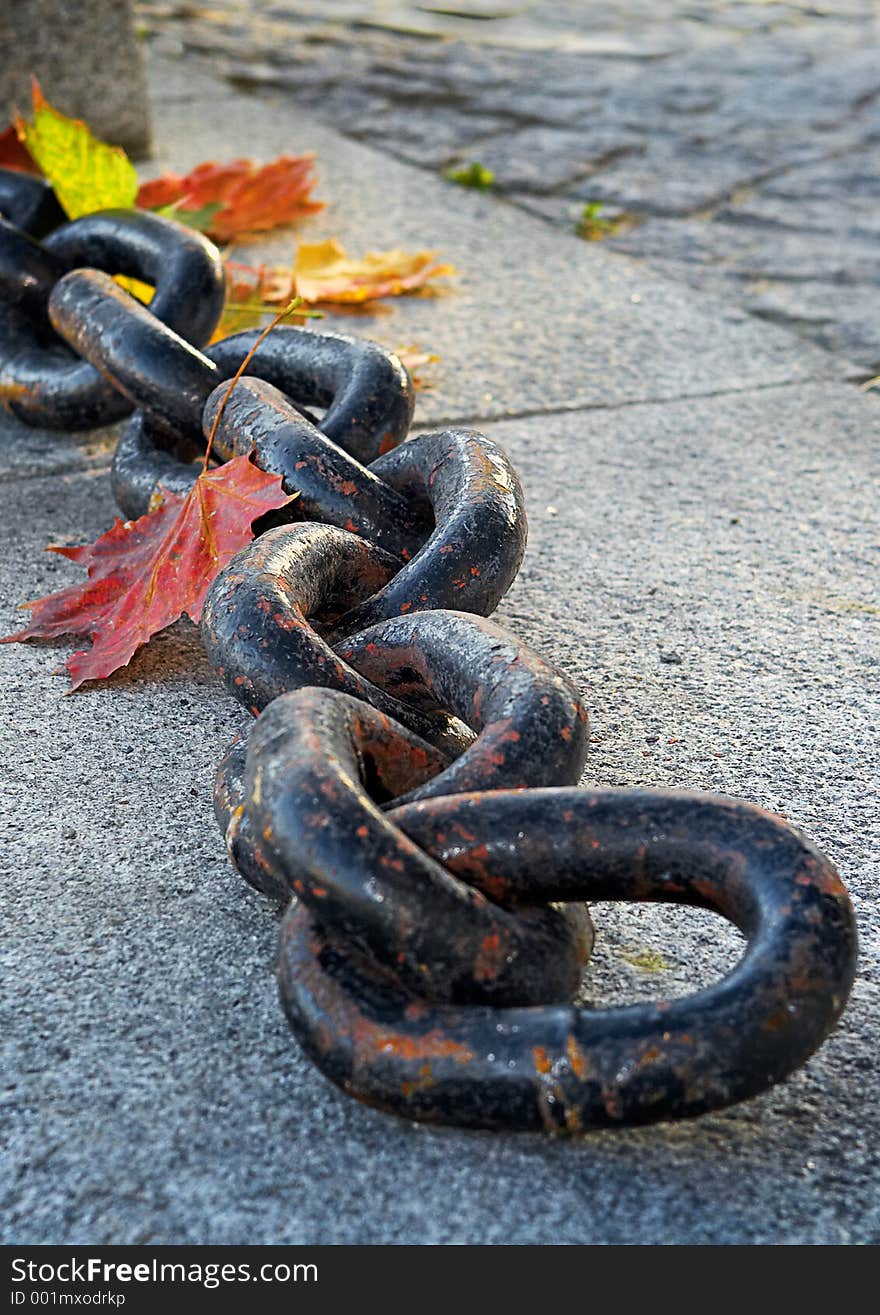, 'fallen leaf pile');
3,306,301,686
4,79,454,319
294,238,454,304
